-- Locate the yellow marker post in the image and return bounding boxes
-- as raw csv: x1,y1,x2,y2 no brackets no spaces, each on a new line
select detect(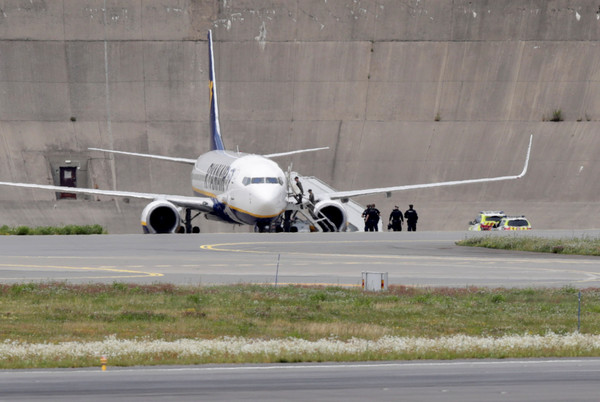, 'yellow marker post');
100,355,107,371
